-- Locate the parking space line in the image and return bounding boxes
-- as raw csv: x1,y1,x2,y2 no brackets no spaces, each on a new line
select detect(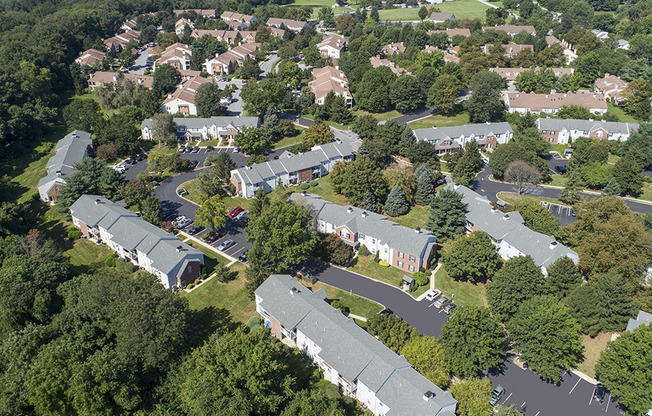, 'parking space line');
521,402,526,408
605,394,611,412
569,378,581,394
534,411,540,416
501,393,513,404
589,388,595,405
230,247,246,256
